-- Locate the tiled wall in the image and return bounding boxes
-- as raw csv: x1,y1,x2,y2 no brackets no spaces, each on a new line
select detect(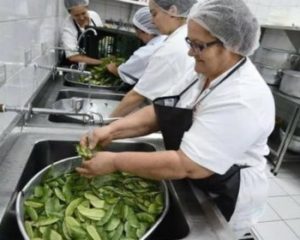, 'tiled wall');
0,0,65,139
